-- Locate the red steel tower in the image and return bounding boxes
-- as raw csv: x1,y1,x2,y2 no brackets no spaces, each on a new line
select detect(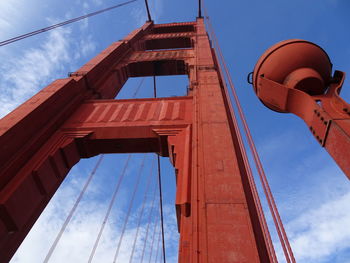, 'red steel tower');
0,19,275,262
